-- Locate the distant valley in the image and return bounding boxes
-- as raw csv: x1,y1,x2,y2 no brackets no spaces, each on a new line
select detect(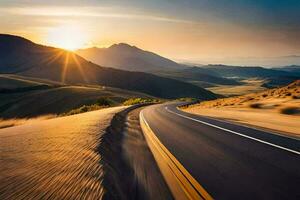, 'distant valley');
77,44,300,95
